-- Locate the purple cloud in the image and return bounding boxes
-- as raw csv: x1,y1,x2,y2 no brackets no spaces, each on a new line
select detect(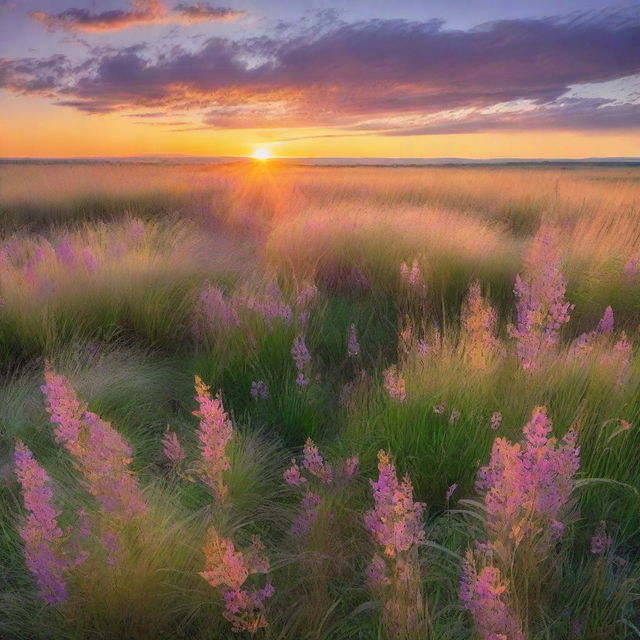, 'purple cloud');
5,8,640,134
31,0,245,32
